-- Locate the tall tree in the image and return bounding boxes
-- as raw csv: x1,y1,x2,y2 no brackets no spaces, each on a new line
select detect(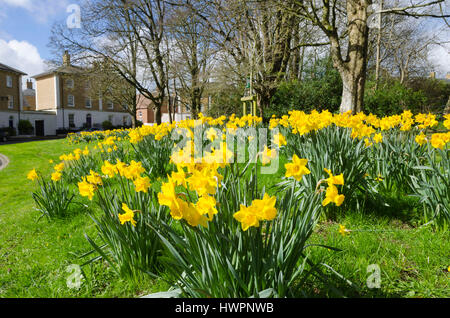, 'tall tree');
50,0,168,124
188,0,324,116
167,0,215,119
285,0,449,113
